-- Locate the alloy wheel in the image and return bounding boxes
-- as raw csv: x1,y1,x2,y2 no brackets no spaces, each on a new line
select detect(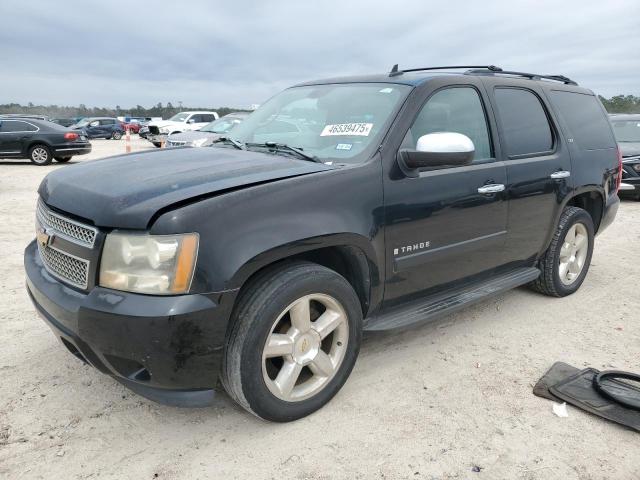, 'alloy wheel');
558,222,589,285
31,147,49,164
262,293,349,402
